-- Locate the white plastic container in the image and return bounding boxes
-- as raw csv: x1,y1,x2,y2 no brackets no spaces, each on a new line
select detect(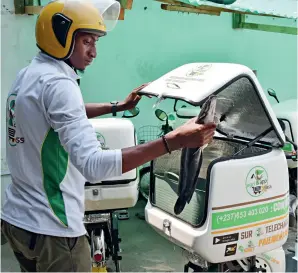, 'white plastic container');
84,118,139,211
